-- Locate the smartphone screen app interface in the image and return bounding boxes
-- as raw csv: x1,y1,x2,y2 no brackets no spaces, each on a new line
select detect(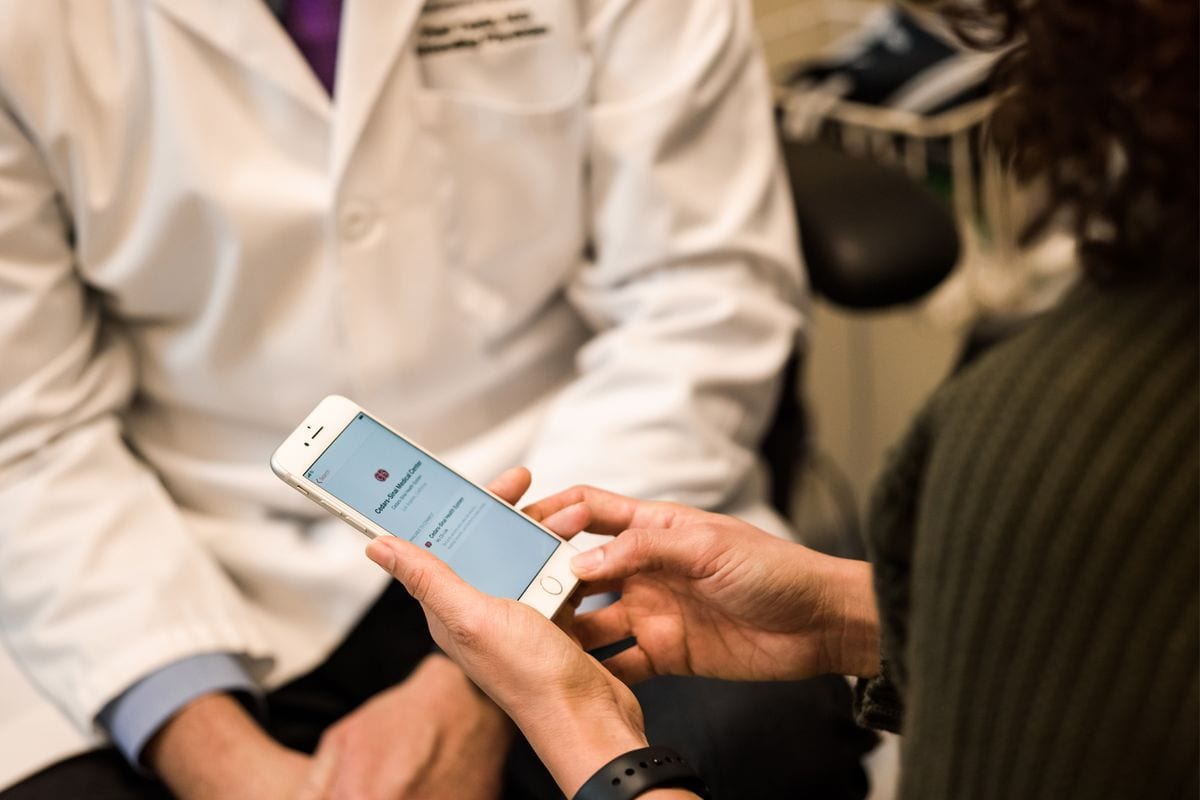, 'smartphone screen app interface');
305,414,560,600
